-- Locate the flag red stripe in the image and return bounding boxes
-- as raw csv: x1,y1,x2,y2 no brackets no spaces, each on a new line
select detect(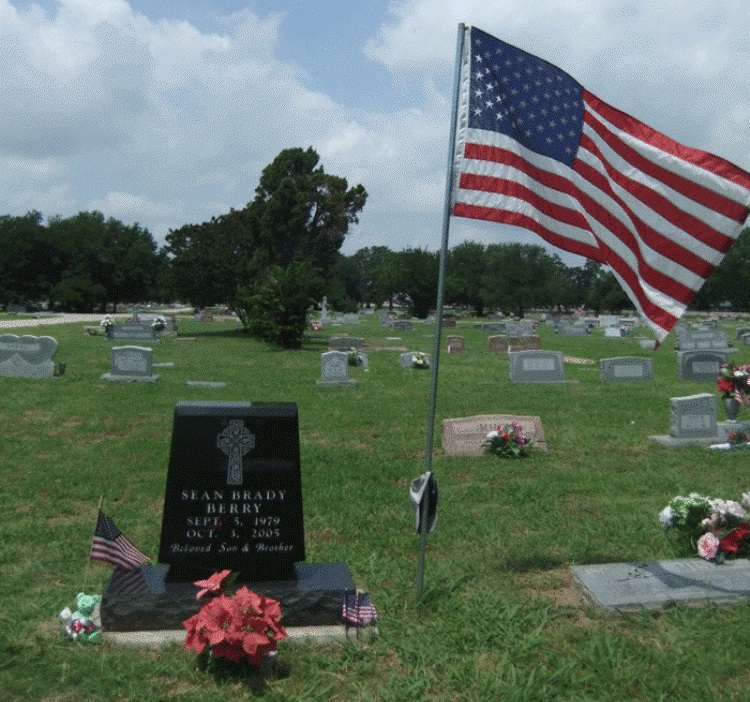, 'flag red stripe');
581,115,738,251
458,151,699,305
584,90,750,207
